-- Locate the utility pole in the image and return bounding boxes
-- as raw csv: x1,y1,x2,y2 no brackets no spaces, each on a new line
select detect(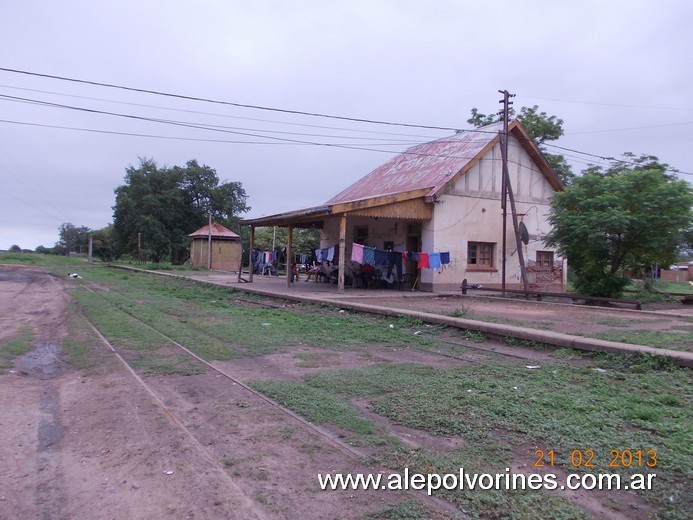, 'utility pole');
498,89,529,296
499,90,513,297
